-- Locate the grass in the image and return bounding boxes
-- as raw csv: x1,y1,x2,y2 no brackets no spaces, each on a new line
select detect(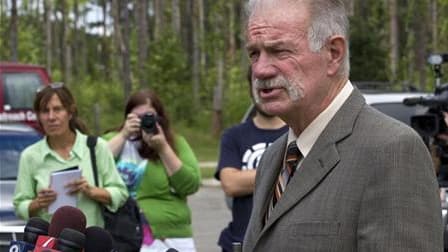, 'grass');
176,124,220,179
200,167,216,179
176,125,220,162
